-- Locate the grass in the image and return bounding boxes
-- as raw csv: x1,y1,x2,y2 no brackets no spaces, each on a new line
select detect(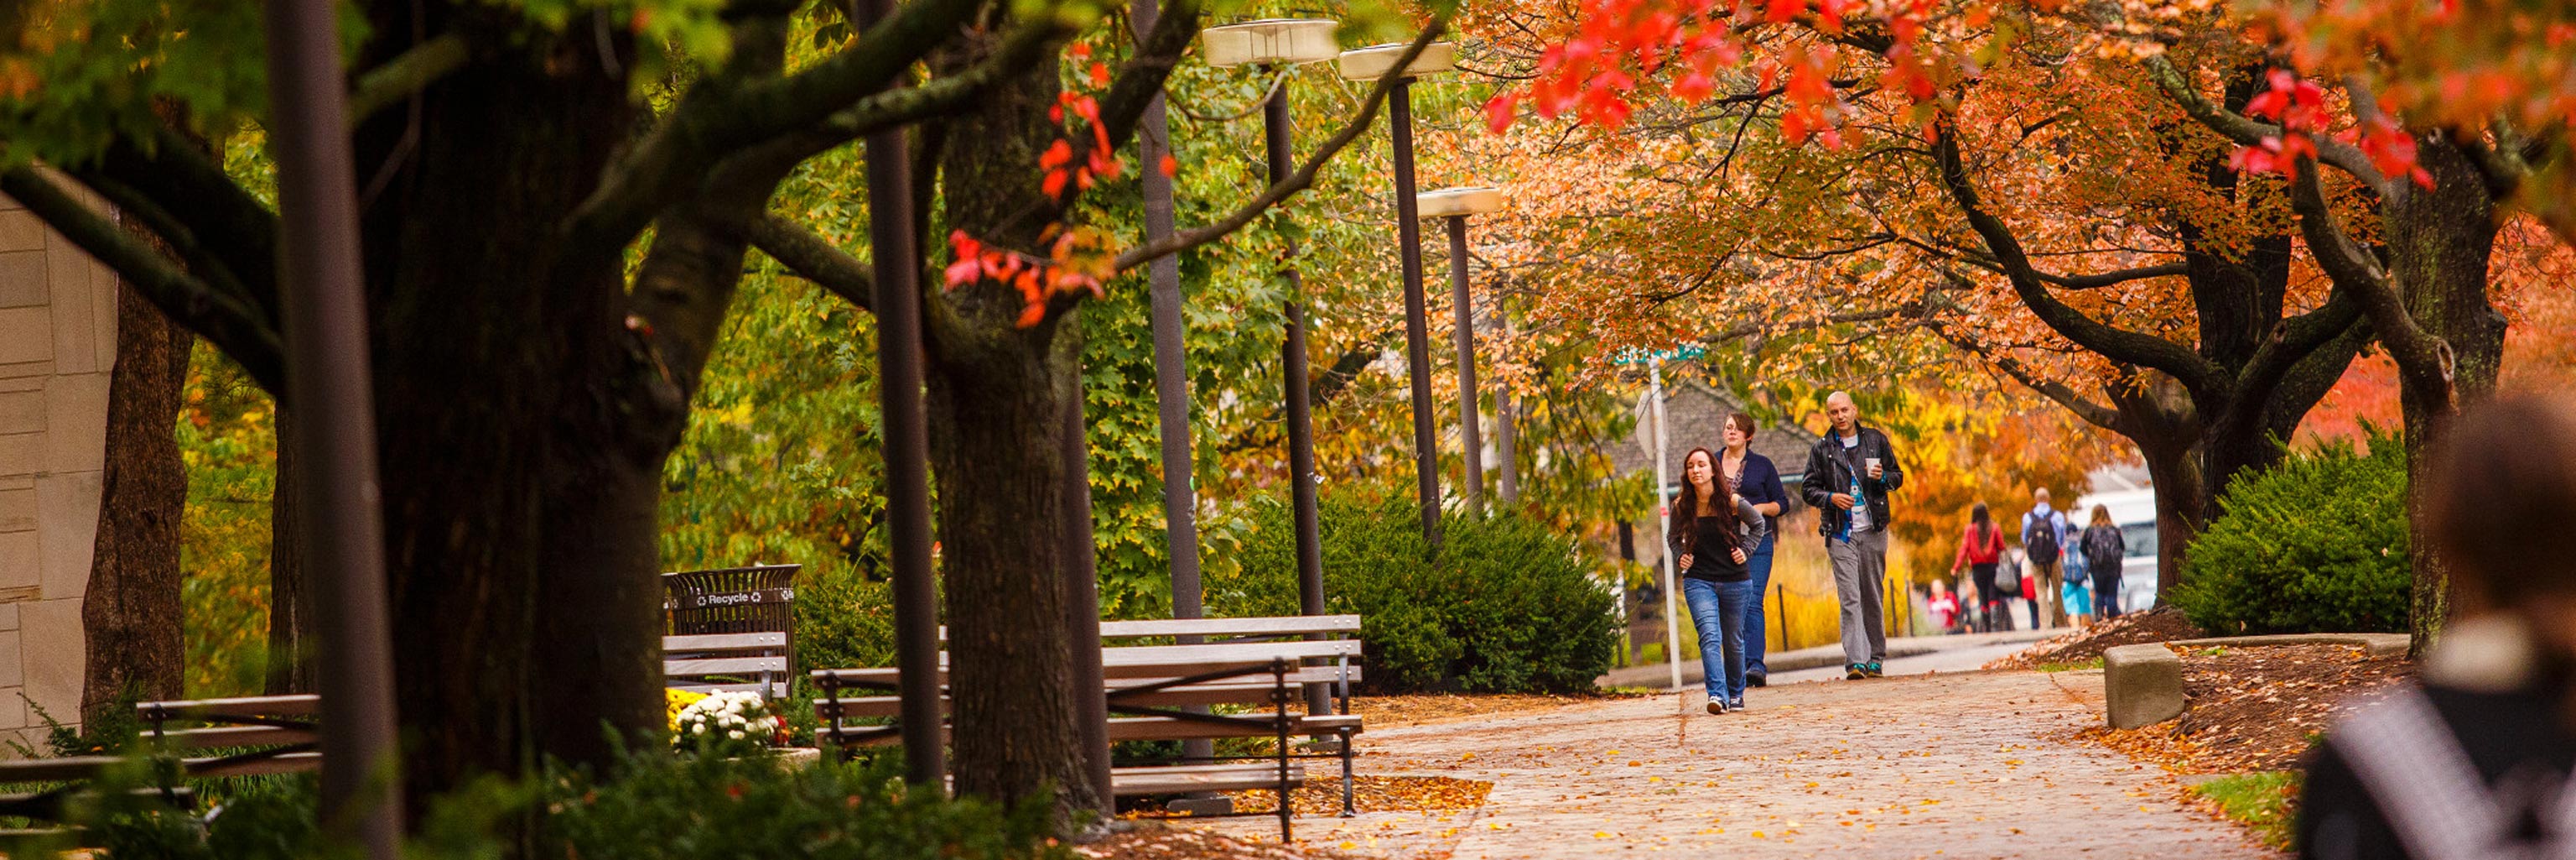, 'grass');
2186,770,2300,850
2034,656,2104,672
